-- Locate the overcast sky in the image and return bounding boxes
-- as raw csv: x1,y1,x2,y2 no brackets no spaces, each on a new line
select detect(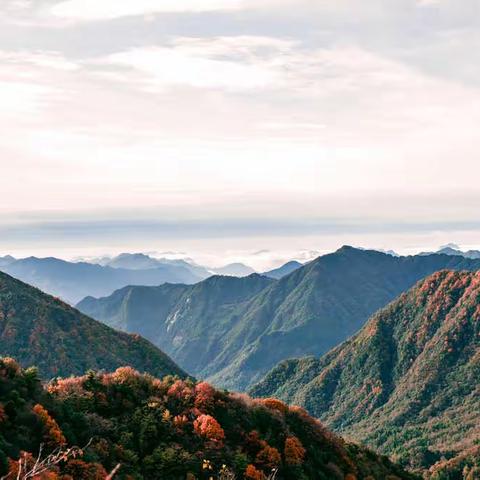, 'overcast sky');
1,0,480,268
